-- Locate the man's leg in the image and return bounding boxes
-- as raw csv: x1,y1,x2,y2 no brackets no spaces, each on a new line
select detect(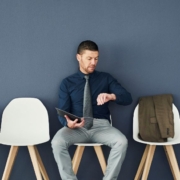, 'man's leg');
90,119,128,180
51,127,90,180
